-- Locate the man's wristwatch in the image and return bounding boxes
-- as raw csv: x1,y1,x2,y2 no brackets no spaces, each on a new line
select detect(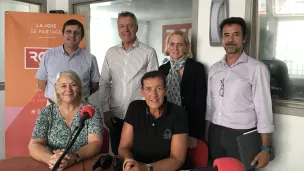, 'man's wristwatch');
74,153,81,163
146,163,153,171
261,146,270,153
